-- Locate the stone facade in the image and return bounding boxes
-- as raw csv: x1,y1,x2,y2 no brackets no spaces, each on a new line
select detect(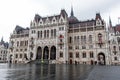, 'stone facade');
108,20,120,65
9,9,114,65
9,25,29,63
0,38,8,63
